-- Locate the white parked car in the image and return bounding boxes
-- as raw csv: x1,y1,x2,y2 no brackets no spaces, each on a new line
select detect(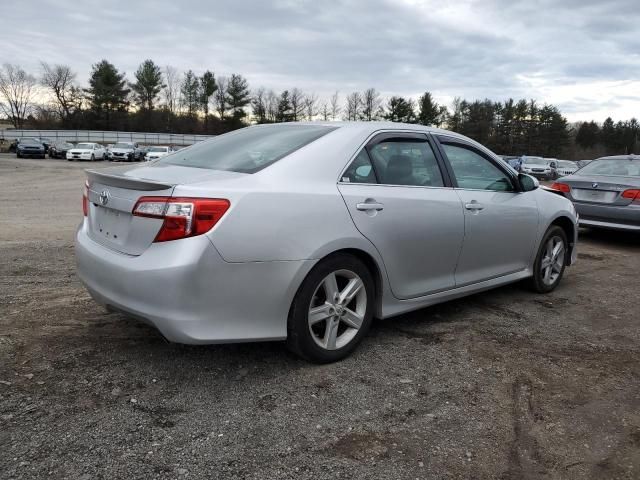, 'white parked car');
521,156,558,180
66,143,106,161
144,146,173,161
